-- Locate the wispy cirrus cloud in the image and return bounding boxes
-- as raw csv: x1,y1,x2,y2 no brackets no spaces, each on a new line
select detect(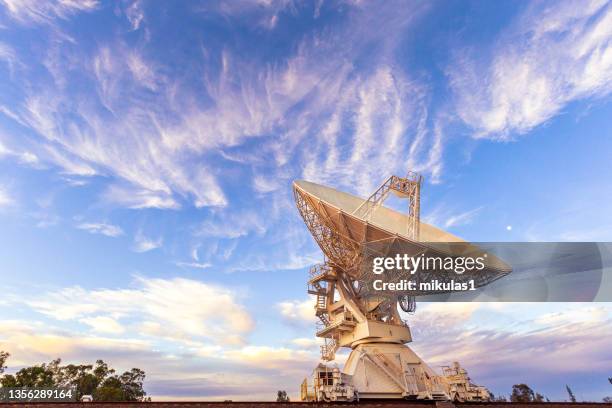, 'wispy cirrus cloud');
0,0,443,213
449,0,612,139
0,184,13,208
443,206,483,228
175,261,212,270
6,40,228,210
423,205,483,231
300,66,438,194
196,210,267,239
132,231,163,253
124,0,144,31
76,221,123,237
102,185,179,210
0,0,609,221
0,41,21,75
0,0,98,25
